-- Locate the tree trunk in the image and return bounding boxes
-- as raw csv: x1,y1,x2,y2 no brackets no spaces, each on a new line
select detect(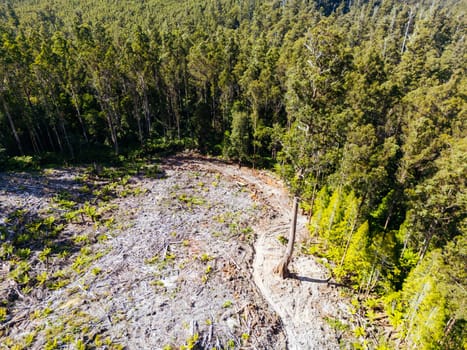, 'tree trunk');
46,125,56,152
307,182,318,225
419,223,435,261
69,85,89,143
444,317,457,336
107,110,119,155
139,74,151,137
28,128,40,154
401,8,414,54
51,123,64,153
274,195,299,279
59,113,75,159
1,95,24,155
96,95,119,155
133,93,144,145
